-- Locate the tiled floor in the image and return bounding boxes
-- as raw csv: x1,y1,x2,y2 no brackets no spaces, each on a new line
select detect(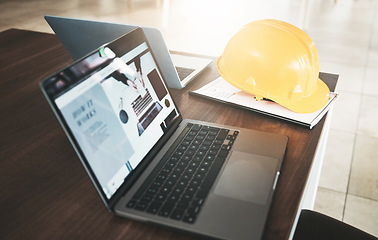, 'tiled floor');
1,0,377,237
